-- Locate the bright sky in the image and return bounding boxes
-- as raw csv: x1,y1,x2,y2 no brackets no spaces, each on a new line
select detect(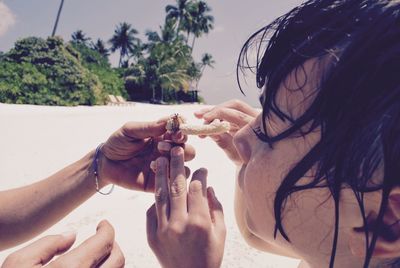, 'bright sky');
0,0,304,106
